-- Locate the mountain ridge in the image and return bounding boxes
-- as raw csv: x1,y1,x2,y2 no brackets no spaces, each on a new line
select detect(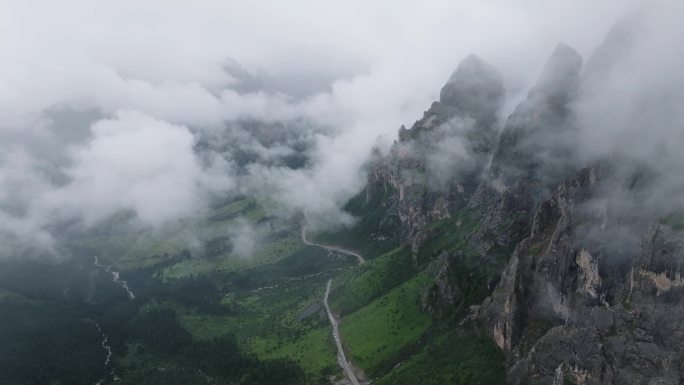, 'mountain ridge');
337,27,684,383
